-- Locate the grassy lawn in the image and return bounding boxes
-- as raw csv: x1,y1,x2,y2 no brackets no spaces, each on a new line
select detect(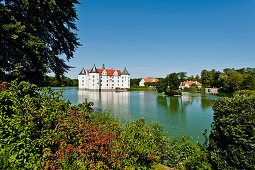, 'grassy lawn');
128,86,157,91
